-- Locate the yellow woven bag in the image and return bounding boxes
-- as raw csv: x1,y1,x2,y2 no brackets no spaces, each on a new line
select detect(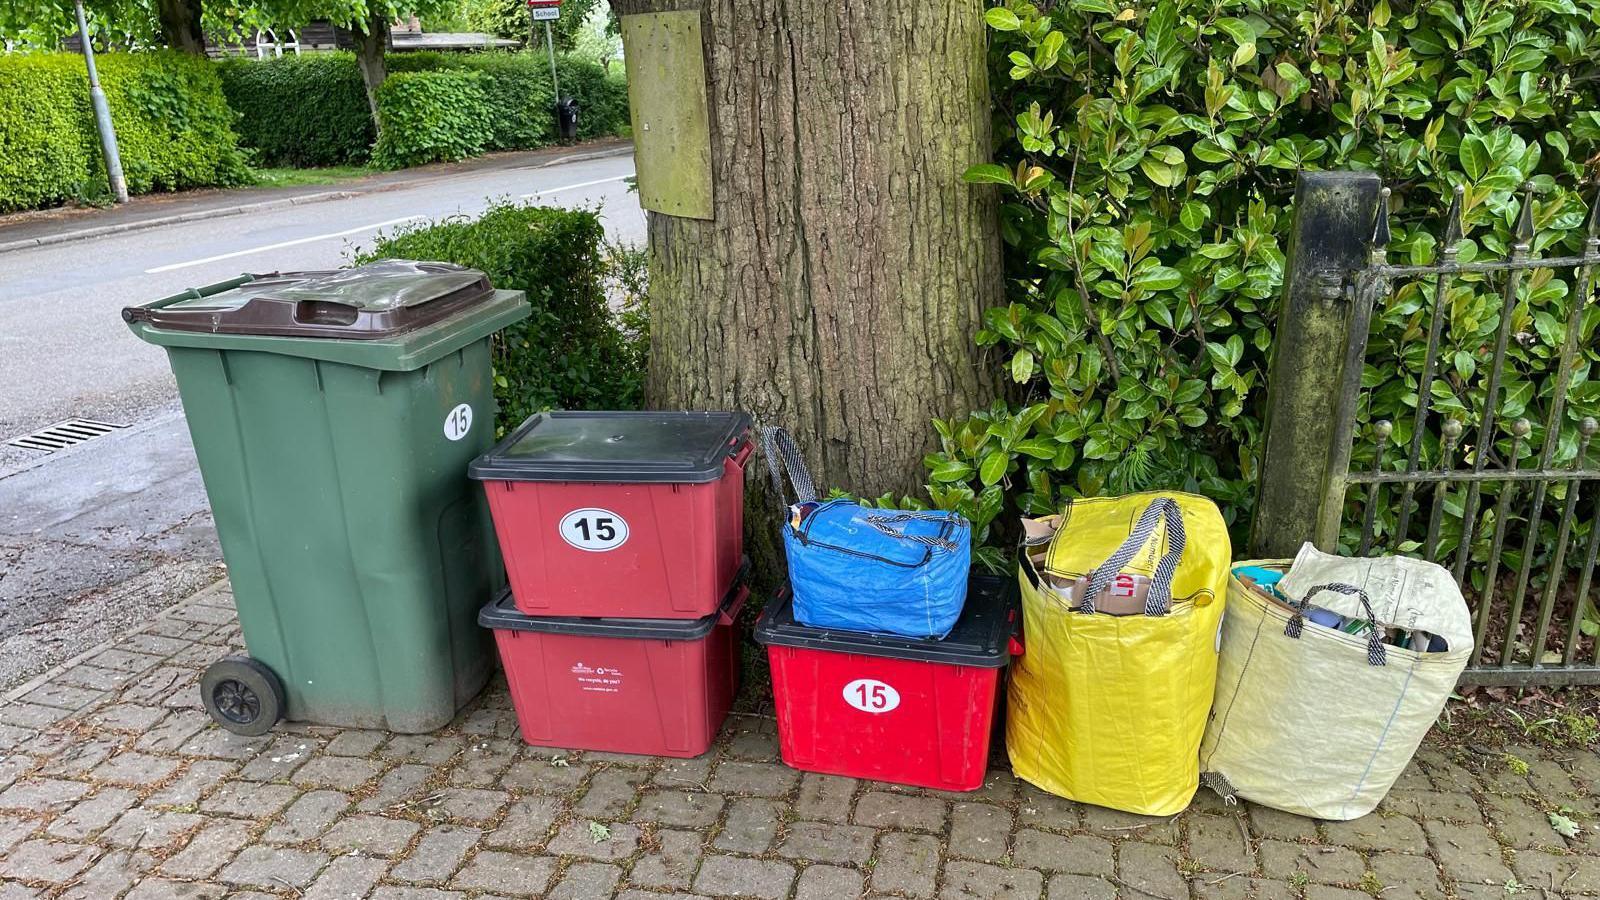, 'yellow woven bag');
1007,491,1230,815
